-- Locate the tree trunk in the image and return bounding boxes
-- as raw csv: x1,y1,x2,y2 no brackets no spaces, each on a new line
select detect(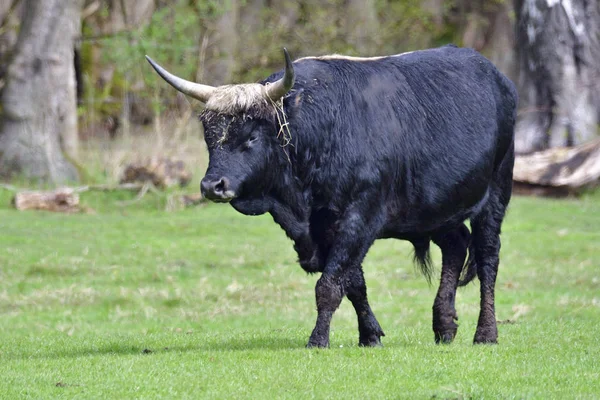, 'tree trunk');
514,0,600,154
0,0,22,90
0,0,82,183
345,0,377,55
109,0,154,32
206,0,239,85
